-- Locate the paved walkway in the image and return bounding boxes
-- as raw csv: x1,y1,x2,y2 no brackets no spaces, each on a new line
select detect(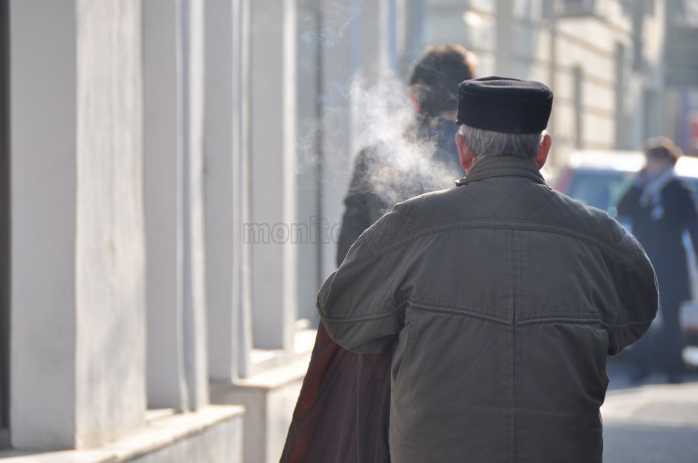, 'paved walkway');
602,361,698,463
